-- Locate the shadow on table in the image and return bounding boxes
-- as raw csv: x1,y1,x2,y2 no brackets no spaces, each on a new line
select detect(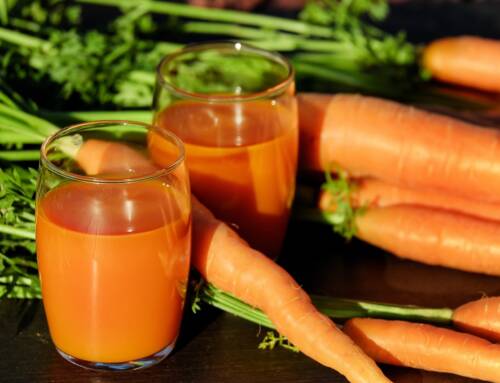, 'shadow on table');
386,366,478,383
0,298,40,340
280,220,500,309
